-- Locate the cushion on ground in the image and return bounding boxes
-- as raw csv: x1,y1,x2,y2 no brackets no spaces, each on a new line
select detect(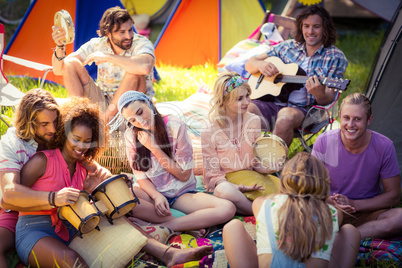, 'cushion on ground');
226,170,281,201
69,217,147,267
